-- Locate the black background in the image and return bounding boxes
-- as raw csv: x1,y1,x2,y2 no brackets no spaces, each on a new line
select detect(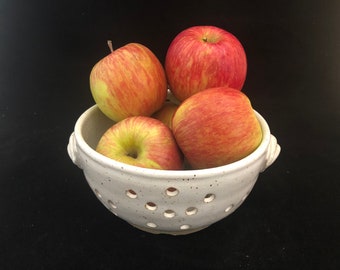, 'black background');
1,0,339,269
